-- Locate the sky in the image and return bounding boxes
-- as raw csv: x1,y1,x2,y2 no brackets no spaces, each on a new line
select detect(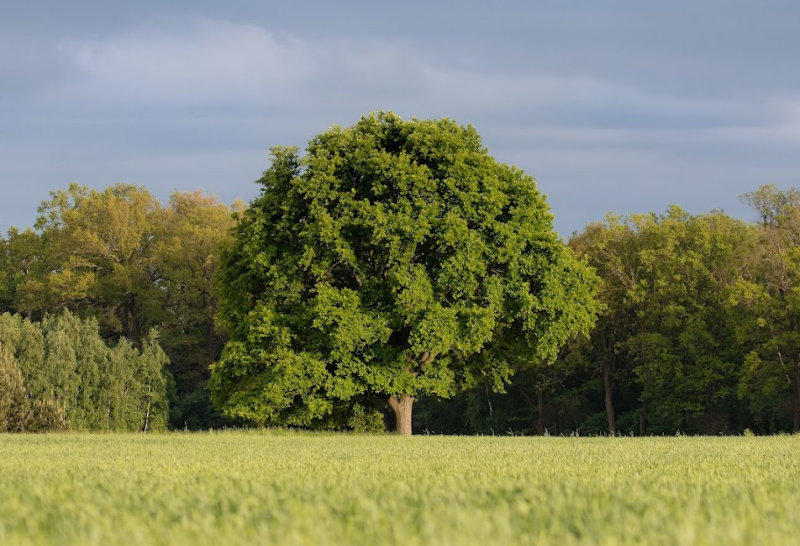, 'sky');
1,1,799,236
